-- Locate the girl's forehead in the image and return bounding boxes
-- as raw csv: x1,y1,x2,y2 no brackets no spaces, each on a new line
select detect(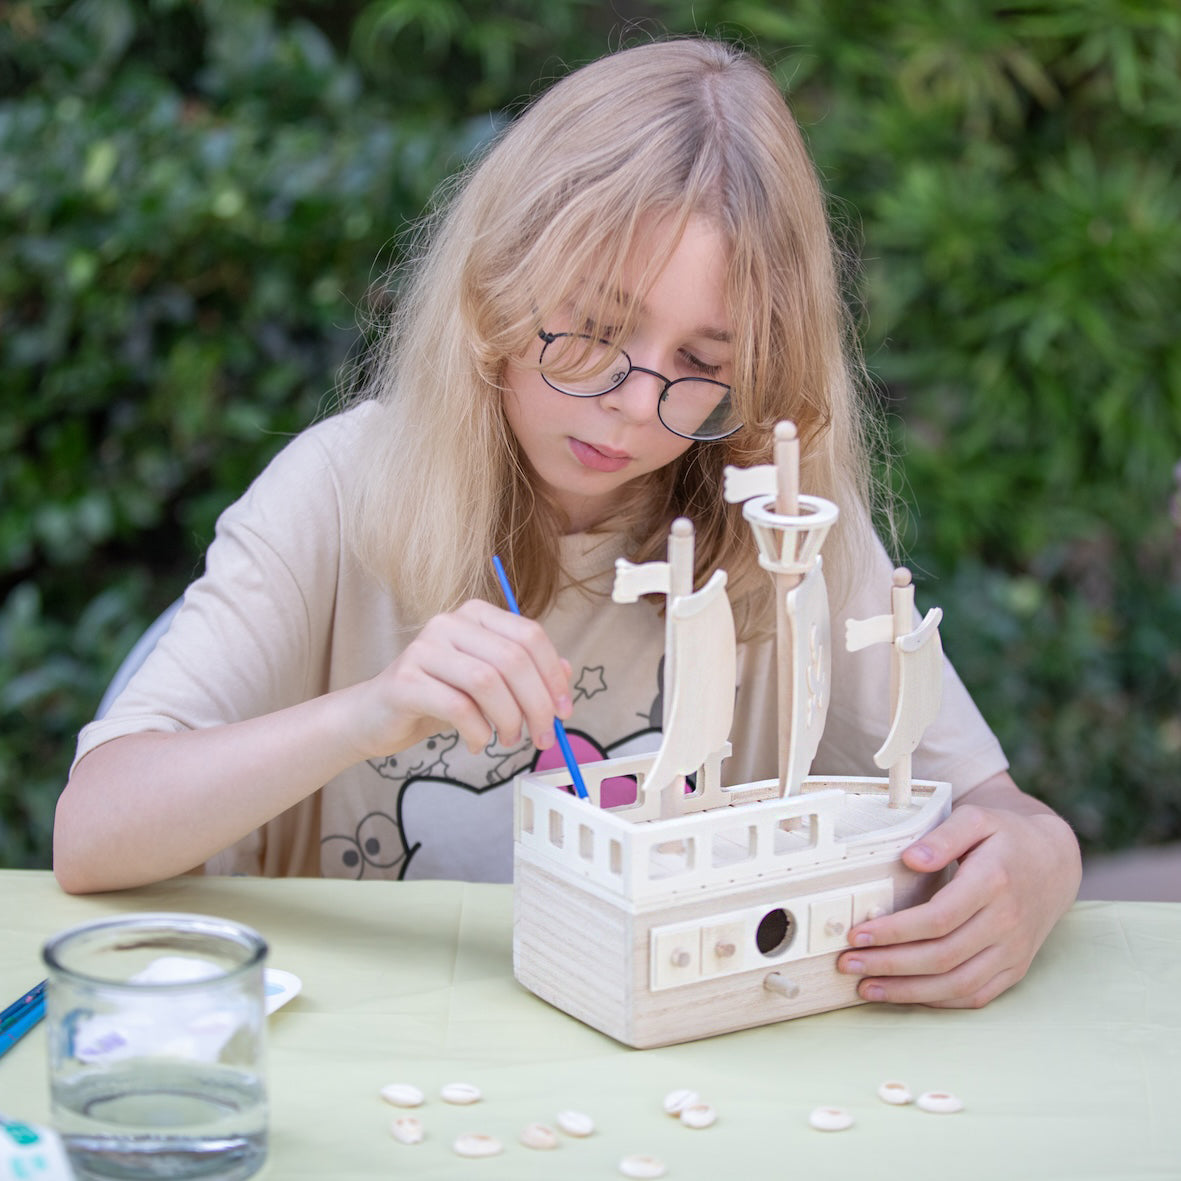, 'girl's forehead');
543,217,733,340
548,213,731,309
